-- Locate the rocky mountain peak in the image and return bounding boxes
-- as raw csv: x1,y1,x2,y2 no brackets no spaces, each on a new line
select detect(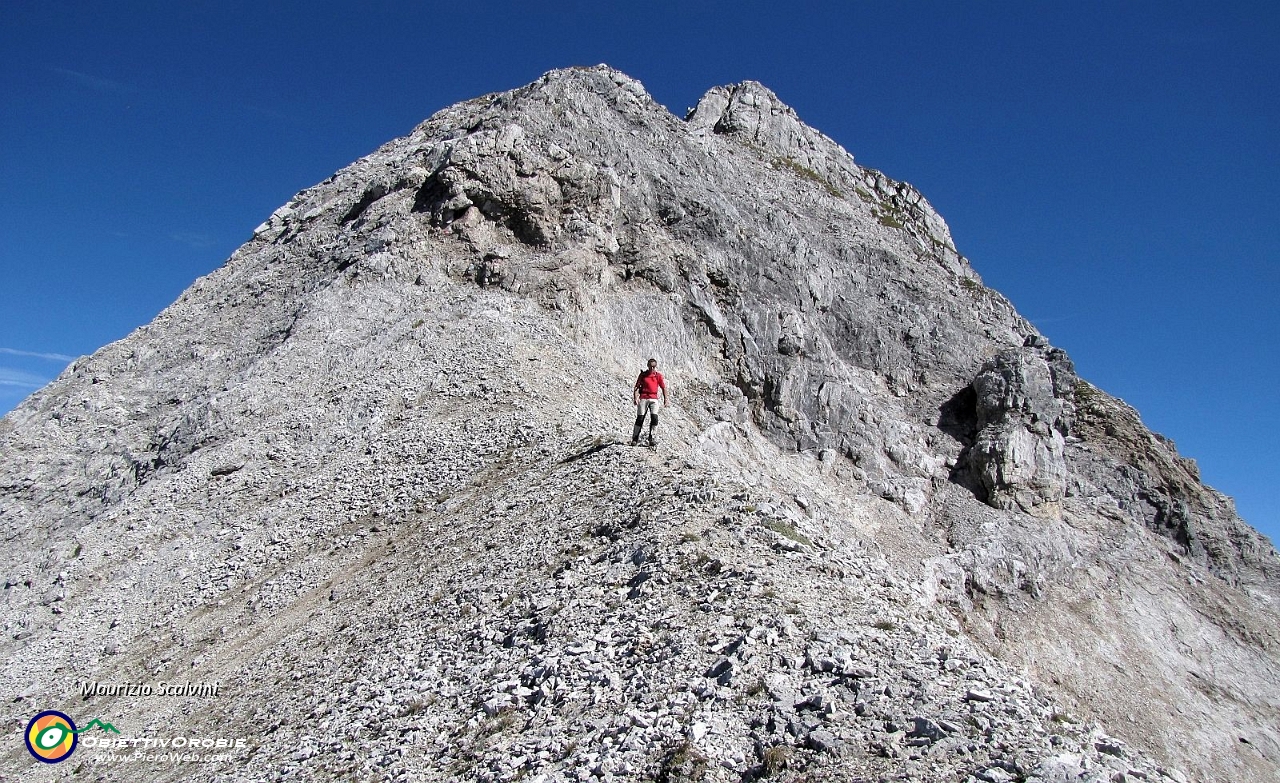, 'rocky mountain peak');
1,67,1277,782
687,79,822,158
